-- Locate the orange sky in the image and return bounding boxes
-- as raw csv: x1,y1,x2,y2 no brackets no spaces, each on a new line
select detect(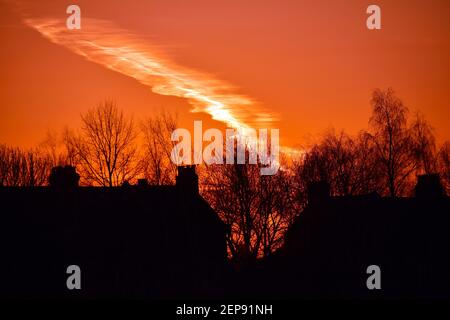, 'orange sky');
1,0,449,149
